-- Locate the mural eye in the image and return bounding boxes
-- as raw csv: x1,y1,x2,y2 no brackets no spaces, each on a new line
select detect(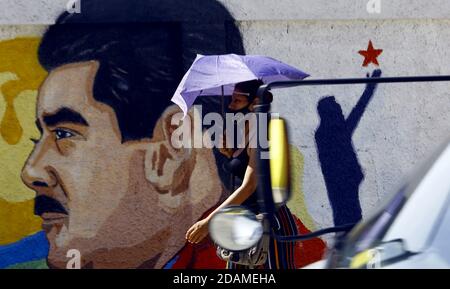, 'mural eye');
54,129,74,140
